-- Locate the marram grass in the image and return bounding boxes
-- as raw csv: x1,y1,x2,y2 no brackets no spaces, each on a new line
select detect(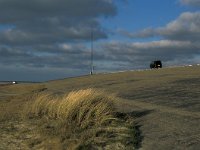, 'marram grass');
24,89,135,149
25,88,116,129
